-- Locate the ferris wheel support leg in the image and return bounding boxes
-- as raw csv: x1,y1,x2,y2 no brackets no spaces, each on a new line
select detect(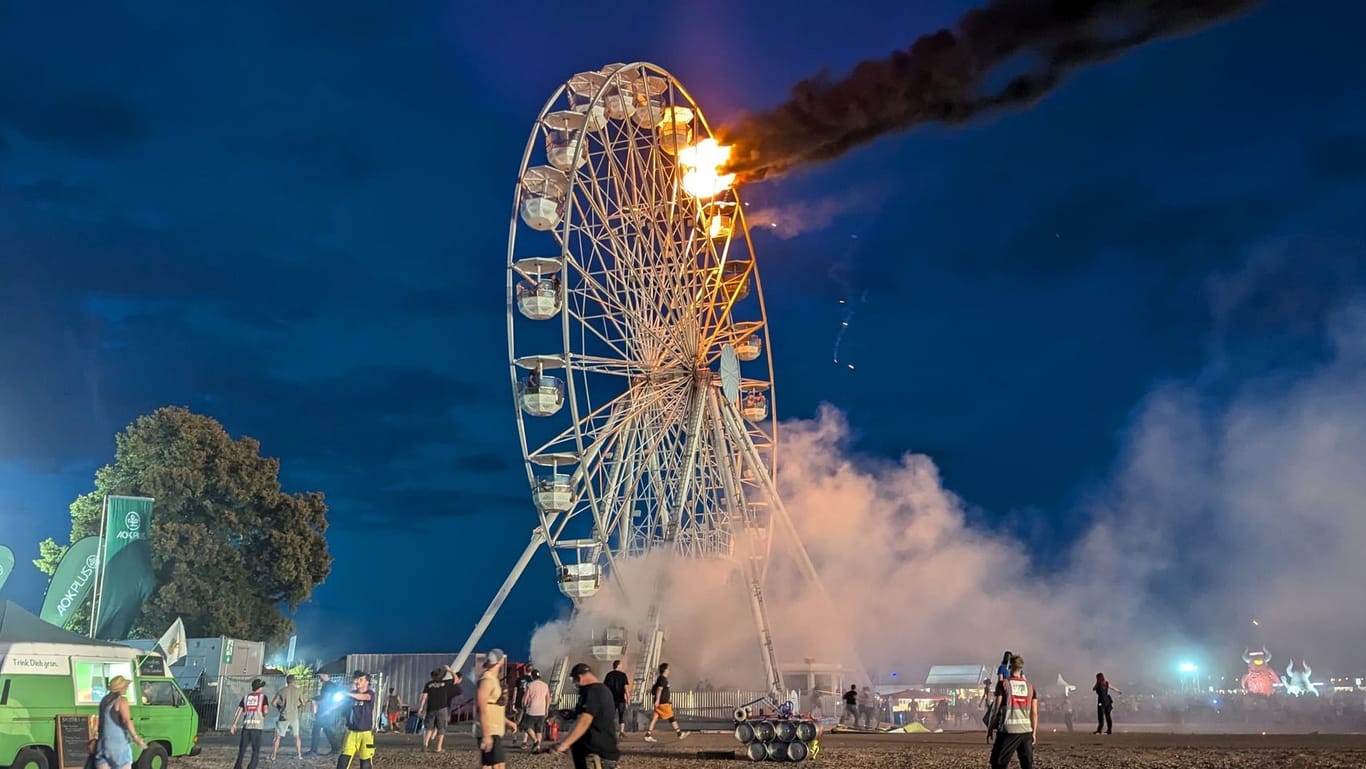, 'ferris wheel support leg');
718,397,872,687
451,530,547,673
